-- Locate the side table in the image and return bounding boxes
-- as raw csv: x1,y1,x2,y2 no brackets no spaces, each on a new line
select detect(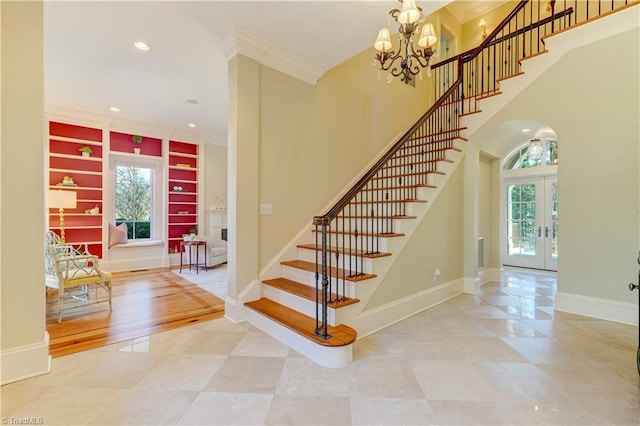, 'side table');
180,241,207,274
